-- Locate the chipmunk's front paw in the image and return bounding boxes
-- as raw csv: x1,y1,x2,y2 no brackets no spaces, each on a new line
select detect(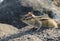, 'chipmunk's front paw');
35,28,40,32
32,28,38,30
31,27,39,31
32,27,40,32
